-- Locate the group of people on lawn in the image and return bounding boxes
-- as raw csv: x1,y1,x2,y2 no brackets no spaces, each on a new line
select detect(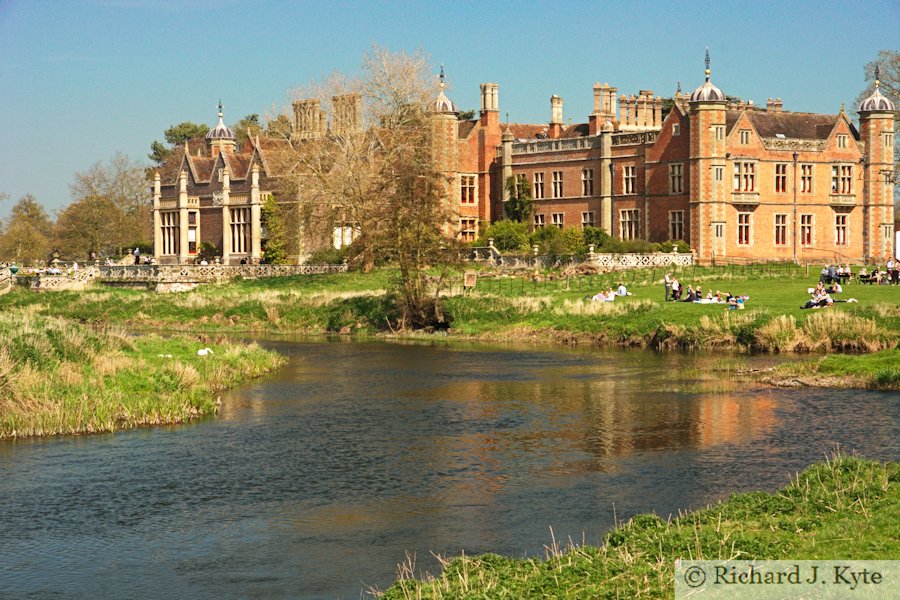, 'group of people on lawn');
663,273,747,308
802,279,858,309
820,259,899,285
